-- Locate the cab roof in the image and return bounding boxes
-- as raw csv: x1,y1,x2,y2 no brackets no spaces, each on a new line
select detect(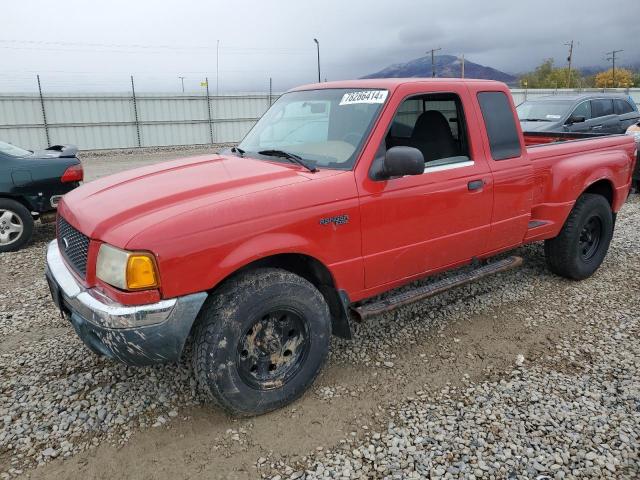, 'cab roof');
289,78,506,93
